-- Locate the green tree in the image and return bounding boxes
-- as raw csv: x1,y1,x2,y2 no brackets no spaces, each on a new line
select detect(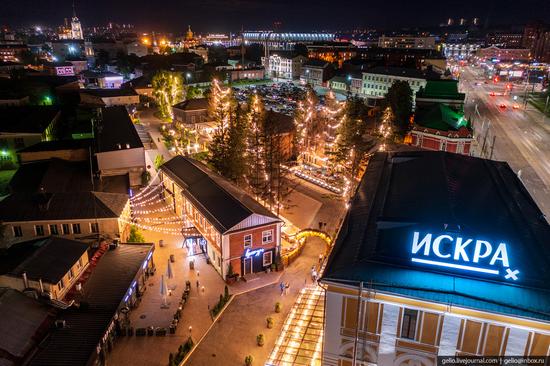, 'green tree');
186,86,202,99
386,80,413,135
154,154,165,170
244,94,267,198
294,85,319,162
331,97,376,185
128,225,145,243
116,51,141,78
207,80,246,182
152,70,185,120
